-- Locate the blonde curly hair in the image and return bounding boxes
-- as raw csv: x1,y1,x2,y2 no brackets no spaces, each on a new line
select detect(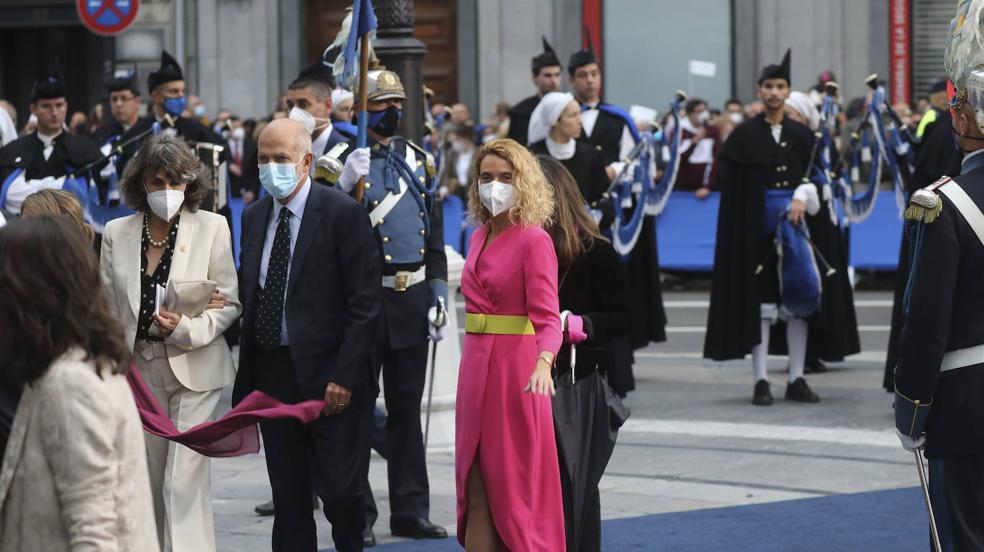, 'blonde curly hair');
467,138,554,228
